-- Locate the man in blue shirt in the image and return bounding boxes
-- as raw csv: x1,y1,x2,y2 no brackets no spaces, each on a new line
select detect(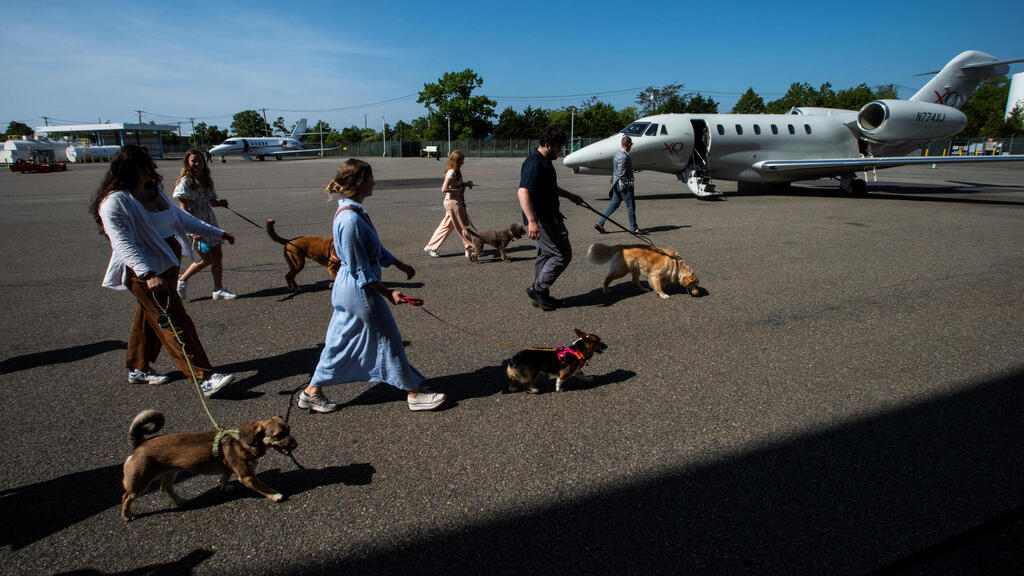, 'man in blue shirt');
517,126,583,311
